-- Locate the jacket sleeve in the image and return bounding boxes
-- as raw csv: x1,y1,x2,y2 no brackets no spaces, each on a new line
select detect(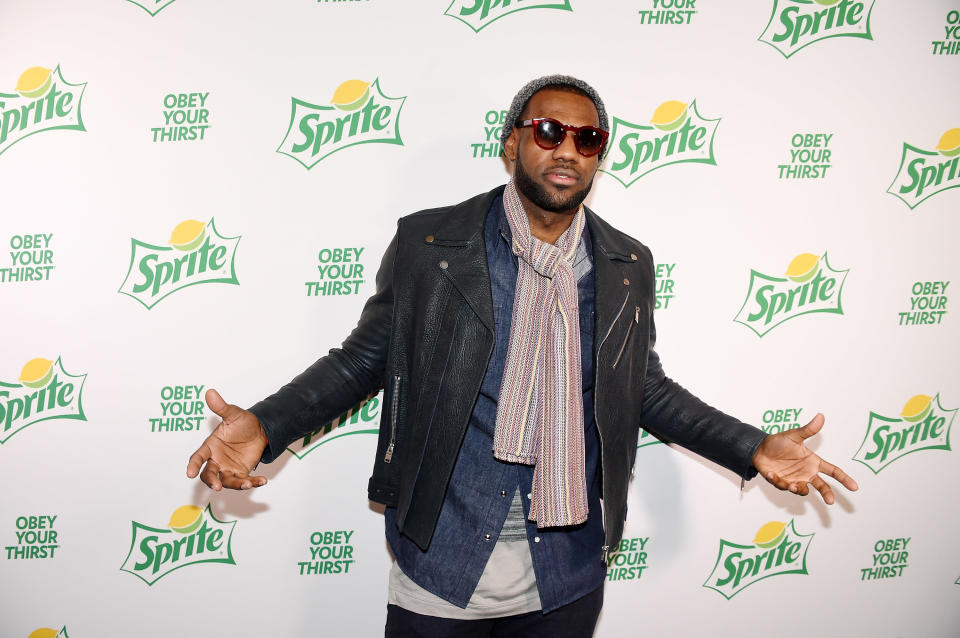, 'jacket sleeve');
249,232,398,463
638,264,767,480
